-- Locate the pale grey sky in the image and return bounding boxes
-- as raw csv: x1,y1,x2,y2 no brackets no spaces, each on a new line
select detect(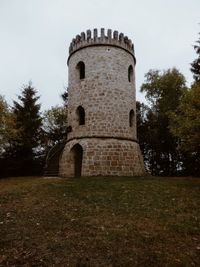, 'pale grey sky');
0,0,199,110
